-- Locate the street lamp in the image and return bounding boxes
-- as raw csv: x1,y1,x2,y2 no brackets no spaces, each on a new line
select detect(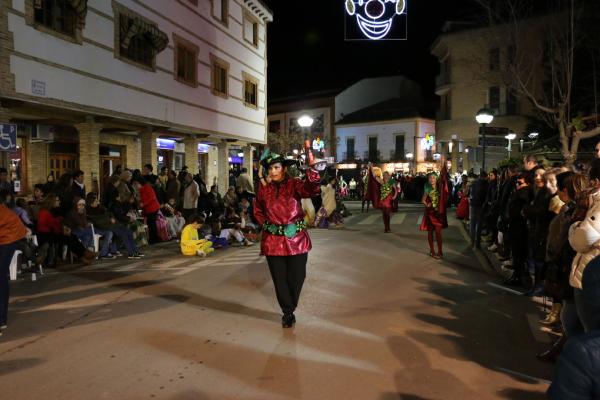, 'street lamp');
505,132,517,158
298,114,314,165
475,108,494,172
406,152,414,172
